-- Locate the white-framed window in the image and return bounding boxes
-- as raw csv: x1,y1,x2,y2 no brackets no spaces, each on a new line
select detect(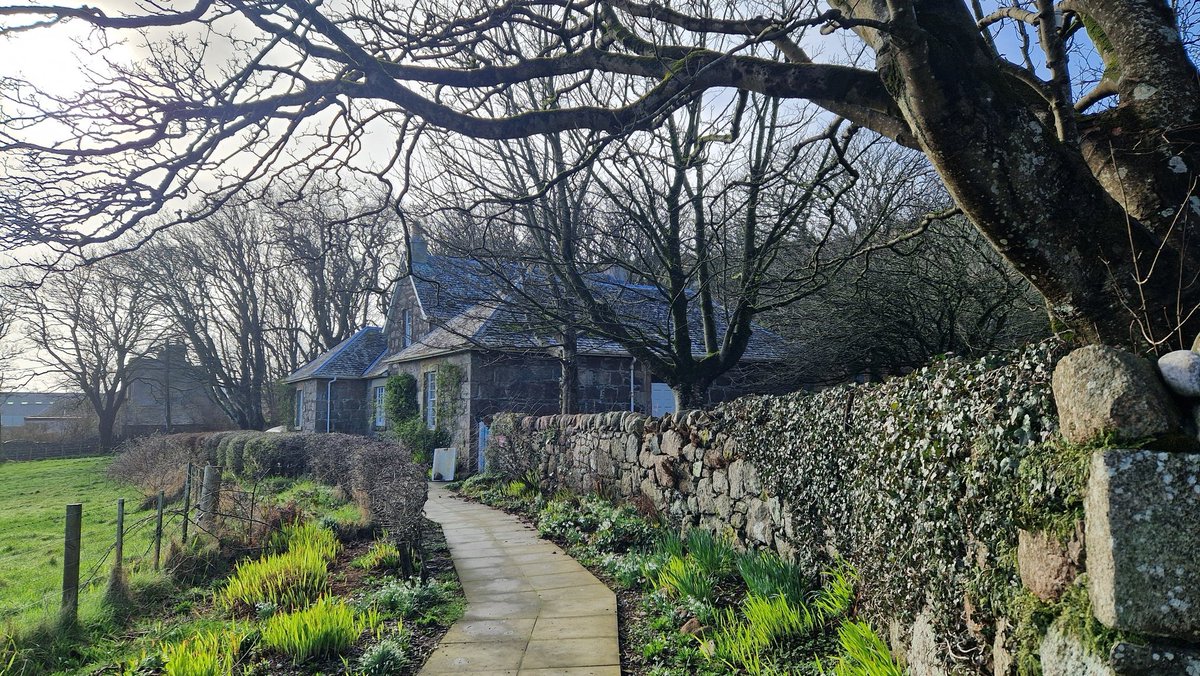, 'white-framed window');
402,309,413,348
373,386,386,428
294,389,304,429
423,371,437,429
